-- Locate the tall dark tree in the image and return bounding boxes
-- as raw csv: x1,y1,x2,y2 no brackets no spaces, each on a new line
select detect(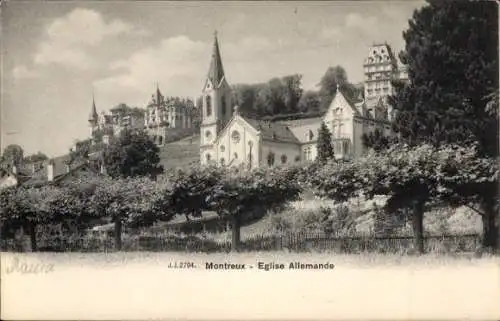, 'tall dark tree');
390,0,498,155
389,0,499,252
316,122,335,164
103,129,163,179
